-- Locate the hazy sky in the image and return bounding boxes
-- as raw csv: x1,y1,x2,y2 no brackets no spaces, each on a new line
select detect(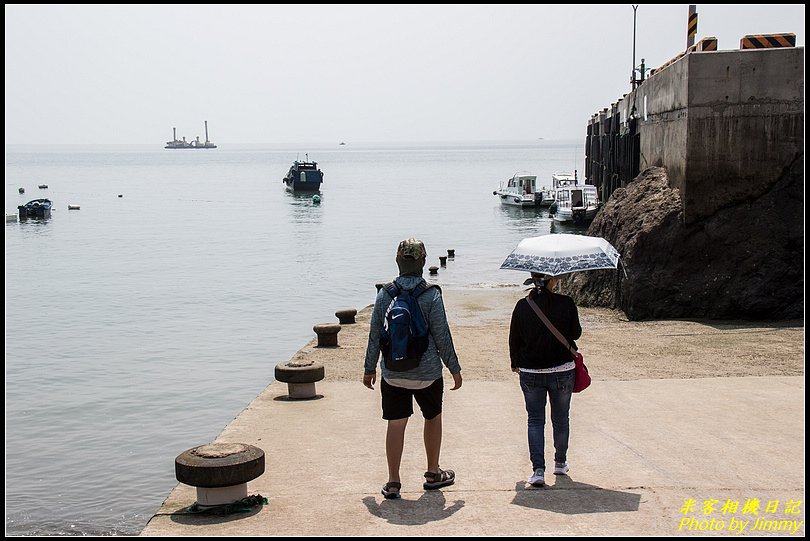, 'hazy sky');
4,4,805,145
